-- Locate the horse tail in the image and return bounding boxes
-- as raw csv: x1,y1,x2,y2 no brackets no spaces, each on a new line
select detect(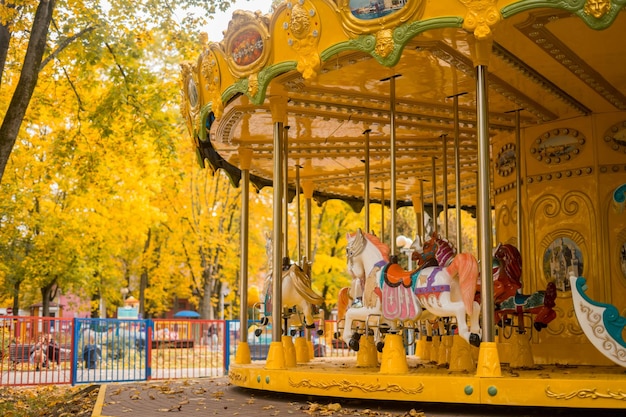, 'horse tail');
446,253,479,315
544,282,557,308
289,266,324,305
337,287,352,321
